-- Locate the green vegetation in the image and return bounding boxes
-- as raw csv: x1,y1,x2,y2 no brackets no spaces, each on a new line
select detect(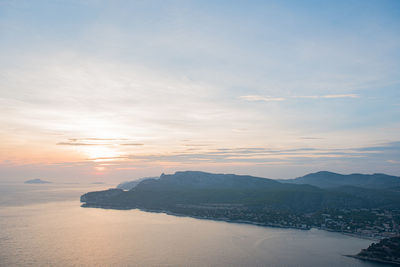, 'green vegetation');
350,236,400,265
81,171,400,237
280,171,400,189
